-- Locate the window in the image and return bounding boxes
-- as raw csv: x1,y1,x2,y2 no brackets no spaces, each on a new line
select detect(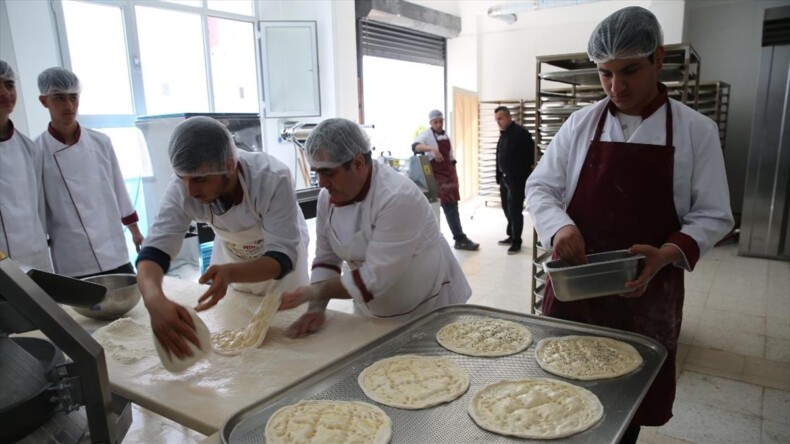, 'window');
208,17,258,112
136,6,209,114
